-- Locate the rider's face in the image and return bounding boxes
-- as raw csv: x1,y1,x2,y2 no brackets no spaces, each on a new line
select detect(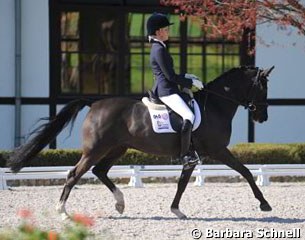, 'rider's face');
156,26,169,41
